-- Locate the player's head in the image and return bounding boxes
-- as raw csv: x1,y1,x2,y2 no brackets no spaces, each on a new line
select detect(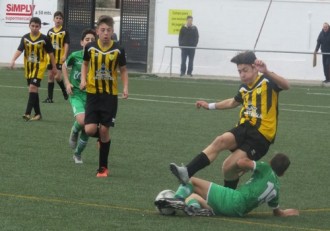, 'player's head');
231,51,258,84
29,17,41,35
53,11,64,27
323,22,329,33
187,16,193,26
80,28,96,47
96,15,114,45
270,153,291,177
